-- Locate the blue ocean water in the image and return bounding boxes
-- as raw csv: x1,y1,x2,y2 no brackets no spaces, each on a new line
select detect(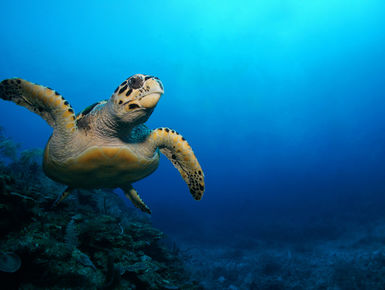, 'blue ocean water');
1,0,385,287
